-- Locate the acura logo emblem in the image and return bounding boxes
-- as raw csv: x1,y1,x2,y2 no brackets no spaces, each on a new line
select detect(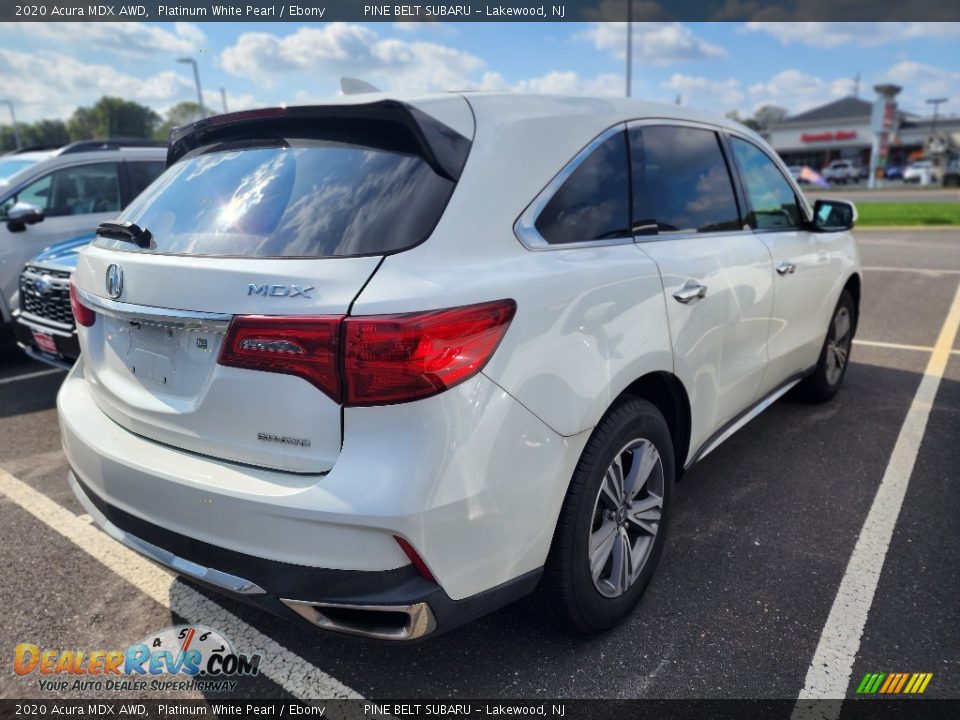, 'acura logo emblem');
105,264,123,299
